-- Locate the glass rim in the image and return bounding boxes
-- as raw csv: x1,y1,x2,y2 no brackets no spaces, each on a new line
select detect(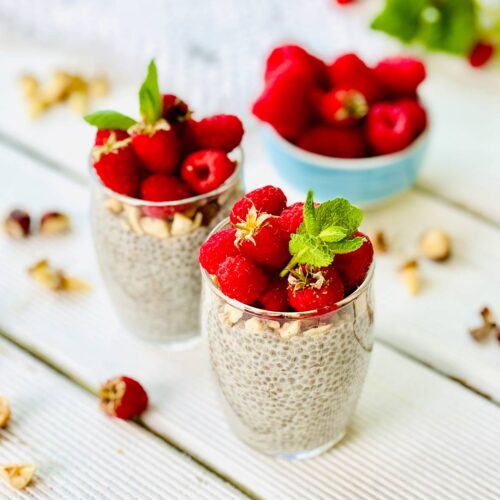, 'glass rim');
88,146,244,207
200,217,375,320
